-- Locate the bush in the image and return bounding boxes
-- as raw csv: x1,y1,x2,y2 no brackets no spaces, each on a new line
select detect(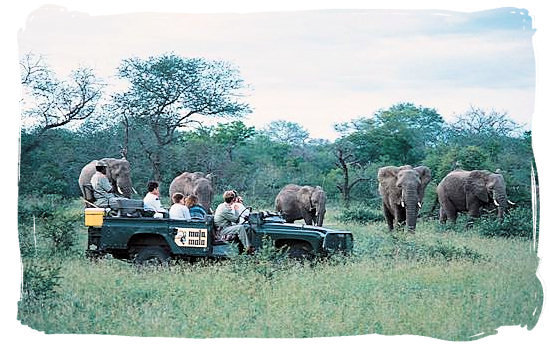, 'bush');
335,204,384,224
20,259,62,304
42,211,81,254
475,207,535,238
18,194,64,224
